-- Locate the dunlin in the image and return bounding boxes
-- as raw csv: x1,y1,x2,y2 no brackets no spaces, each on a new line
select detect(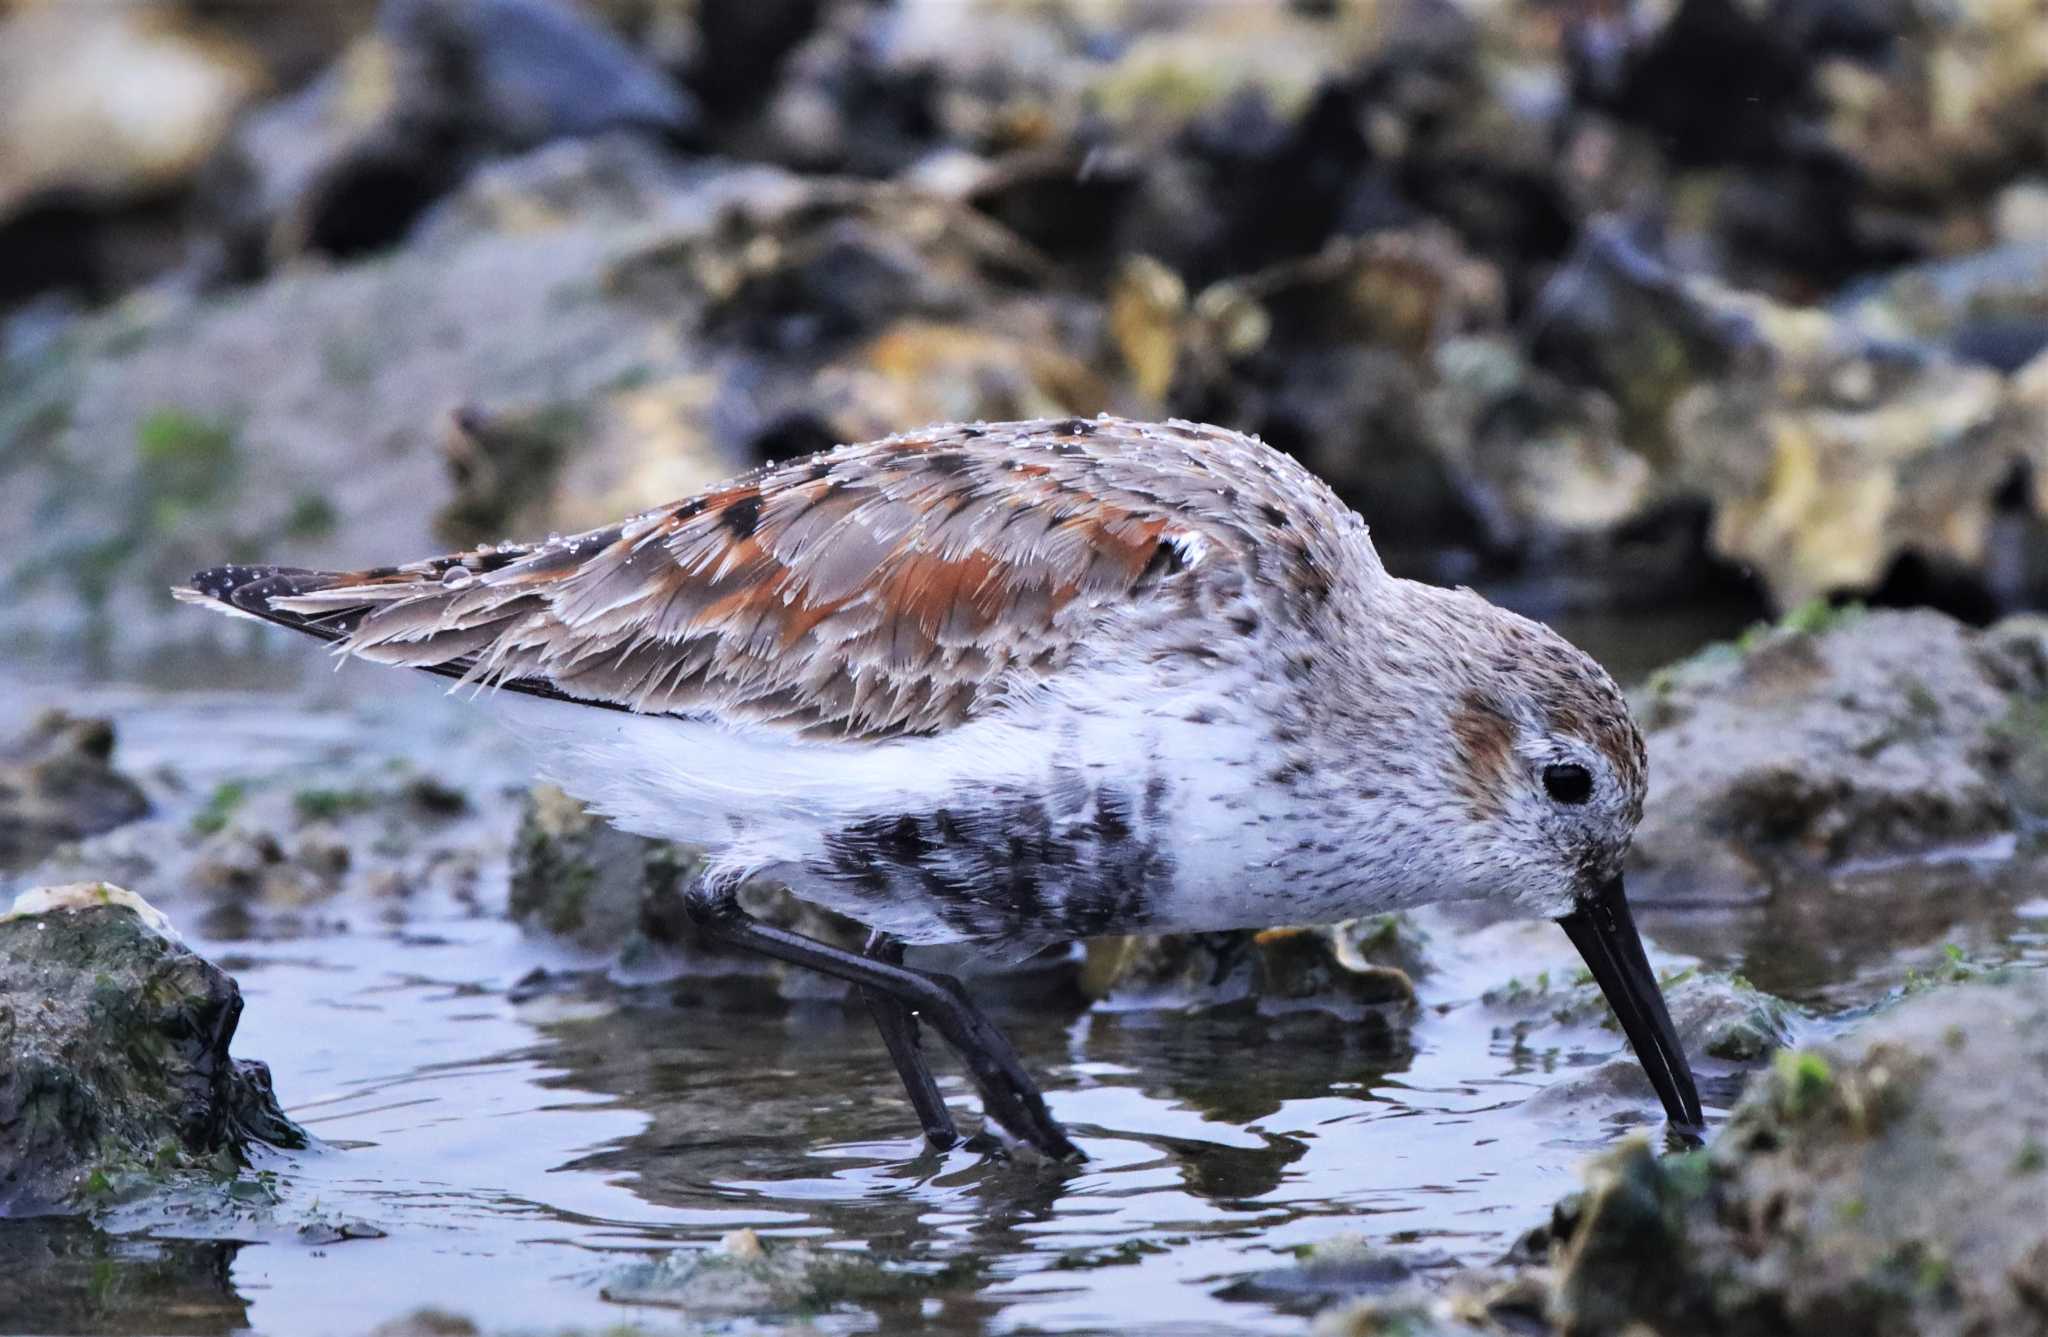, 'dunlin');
178,415,1704,1159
